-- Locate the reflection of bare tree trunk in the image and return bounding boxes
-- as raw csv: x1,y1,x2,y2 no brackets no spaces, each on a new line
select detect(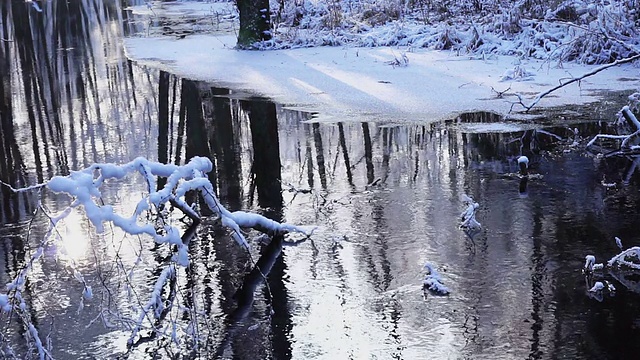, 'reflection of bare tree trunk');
0,20,30,223
12,4,44,182
337,122,354,185
158,71,170,165
215,99,292,359
381,127,391,184
362,122,375,184
413,150,420,183
211,87,242,210
157,71,170,189
33,5,69,174
169,77,178,161
411,125,427,183
57,3,80,170
267,236,292,360
372,204,392,291
34,9,63,140
246,100,291,358
175,81,187,165
304,124,314,189
183,80,216,211
529,204,544,358
312,123,327,189
247,100,283,209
